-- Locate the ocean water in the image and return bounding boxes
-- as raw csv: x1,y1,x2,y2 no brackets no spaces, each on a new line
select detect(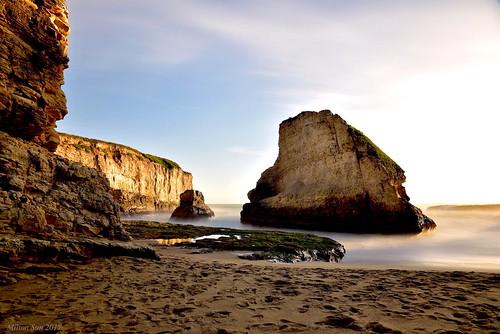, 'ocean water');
122,204,500,271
